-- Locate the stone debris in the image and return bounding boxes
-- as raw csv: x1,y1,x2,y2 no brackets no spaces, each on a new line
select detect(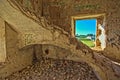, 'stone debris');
4,57,99,80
